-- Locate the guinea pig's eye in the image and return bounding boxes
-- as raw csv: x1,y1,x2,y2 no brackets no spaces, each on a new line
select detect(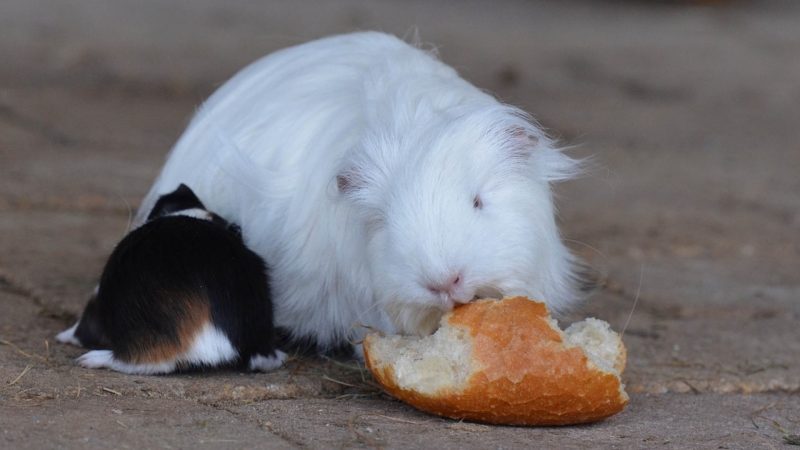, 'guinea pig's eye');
473,195,483,210
365,213,386,234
